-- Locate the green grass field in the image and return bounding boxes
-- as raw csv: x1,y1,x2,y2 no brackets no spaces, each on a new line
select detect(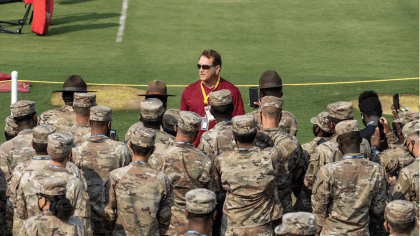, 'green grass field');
0,0,418,144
